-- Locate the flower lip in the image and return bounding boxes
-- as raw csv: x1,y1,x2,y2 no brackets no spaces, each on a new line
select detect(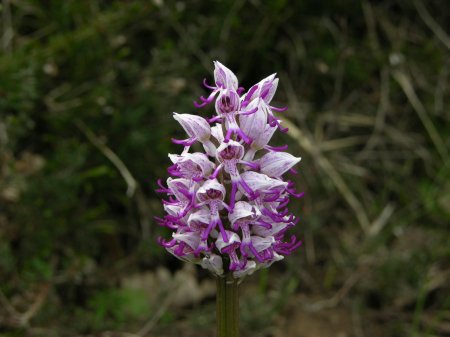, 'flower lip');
197,179,226,202
228,201,257,224
216,230,241,252
207,189,223,199
233,260,257,278
200,254,224,275
172,231,201,250
220,147,238,160
169,152,214,179
166,178,192,202
187,208,210,230
216,89,240,115
217,140,244,162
